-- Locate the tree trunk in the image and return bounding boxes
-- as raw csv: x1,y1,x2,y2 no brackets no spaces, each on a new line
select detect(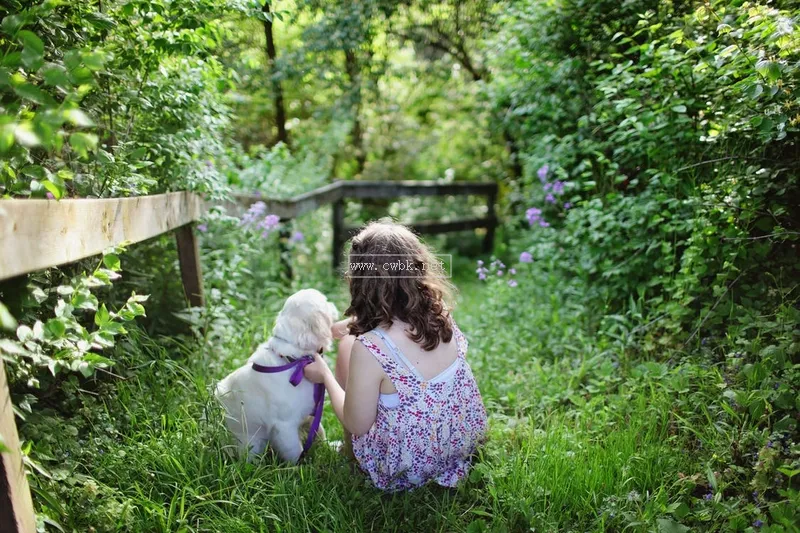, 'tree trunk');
345,49,365,174
263,3,288,146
